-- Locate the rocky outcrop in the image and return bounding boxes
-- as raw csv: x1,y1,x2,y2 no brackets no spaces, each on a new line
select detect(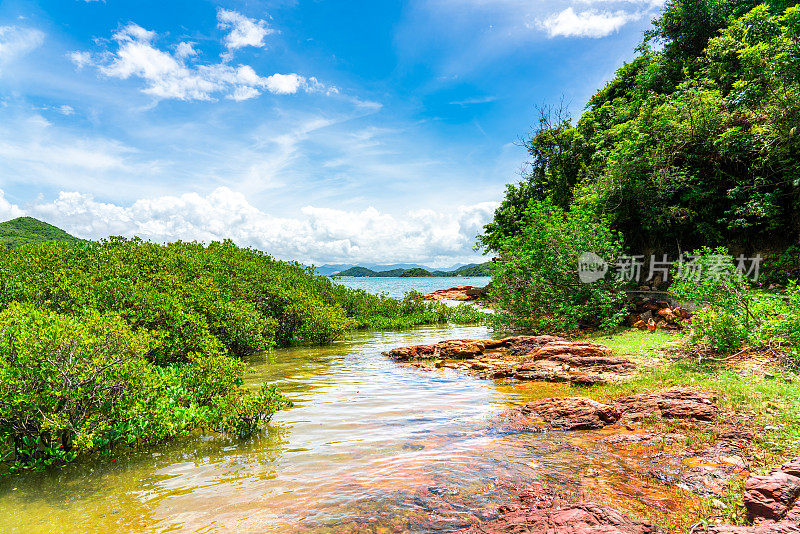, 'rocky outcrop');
458,483,657,534
383,336,636,385
521,397,621,430
516,389,717,431
613,388,717,421
695,457,800,534
422,285,486,301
